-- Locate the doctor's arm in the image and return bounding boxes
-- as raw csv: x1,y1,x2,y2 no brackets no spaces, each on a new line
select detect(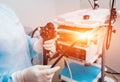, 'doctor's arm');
27,34,56,59
11,36,59,82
